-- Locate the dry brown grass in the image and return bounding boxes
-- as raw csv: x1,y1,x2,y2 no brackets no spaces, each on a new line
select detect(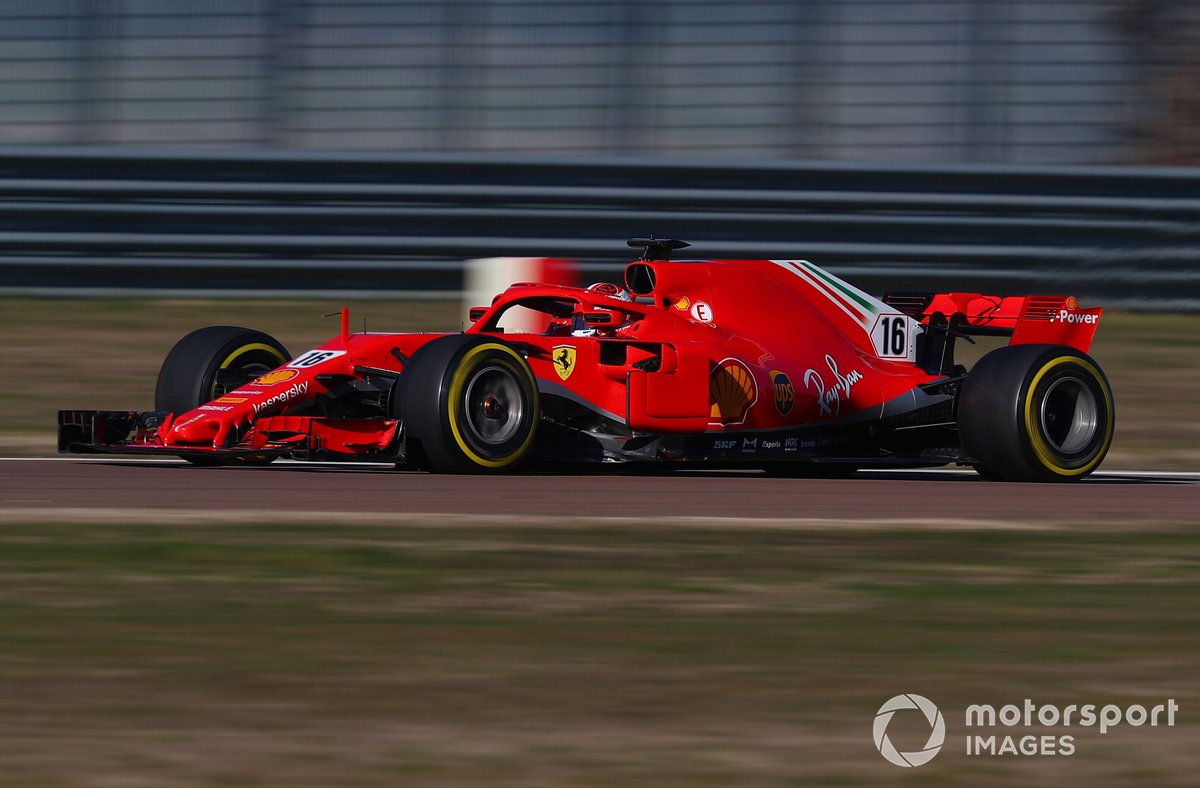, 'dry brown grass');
2,299,1198,468
0,519,1195,785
